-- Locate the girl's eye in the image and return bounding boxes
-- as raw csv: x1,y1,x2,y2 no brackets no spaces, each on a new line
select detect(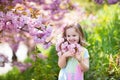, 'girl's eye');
73,35,76,37
67,35,70,37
